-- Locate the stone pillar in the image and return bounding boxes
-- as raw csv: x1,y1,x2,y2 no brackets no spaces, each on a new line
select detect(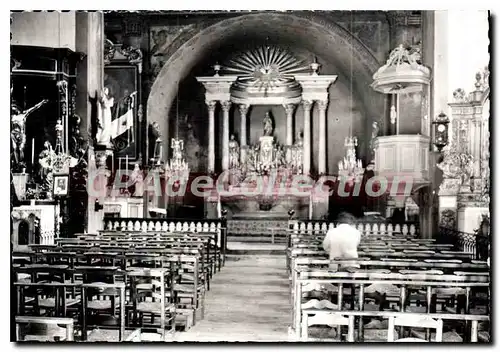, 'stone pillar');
284,104,295,145
239,104,248,146
75,12,104,234
221,101,231,171
206,100,216,174
302,100,313,175
239,104,249,164
317,100,328,175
